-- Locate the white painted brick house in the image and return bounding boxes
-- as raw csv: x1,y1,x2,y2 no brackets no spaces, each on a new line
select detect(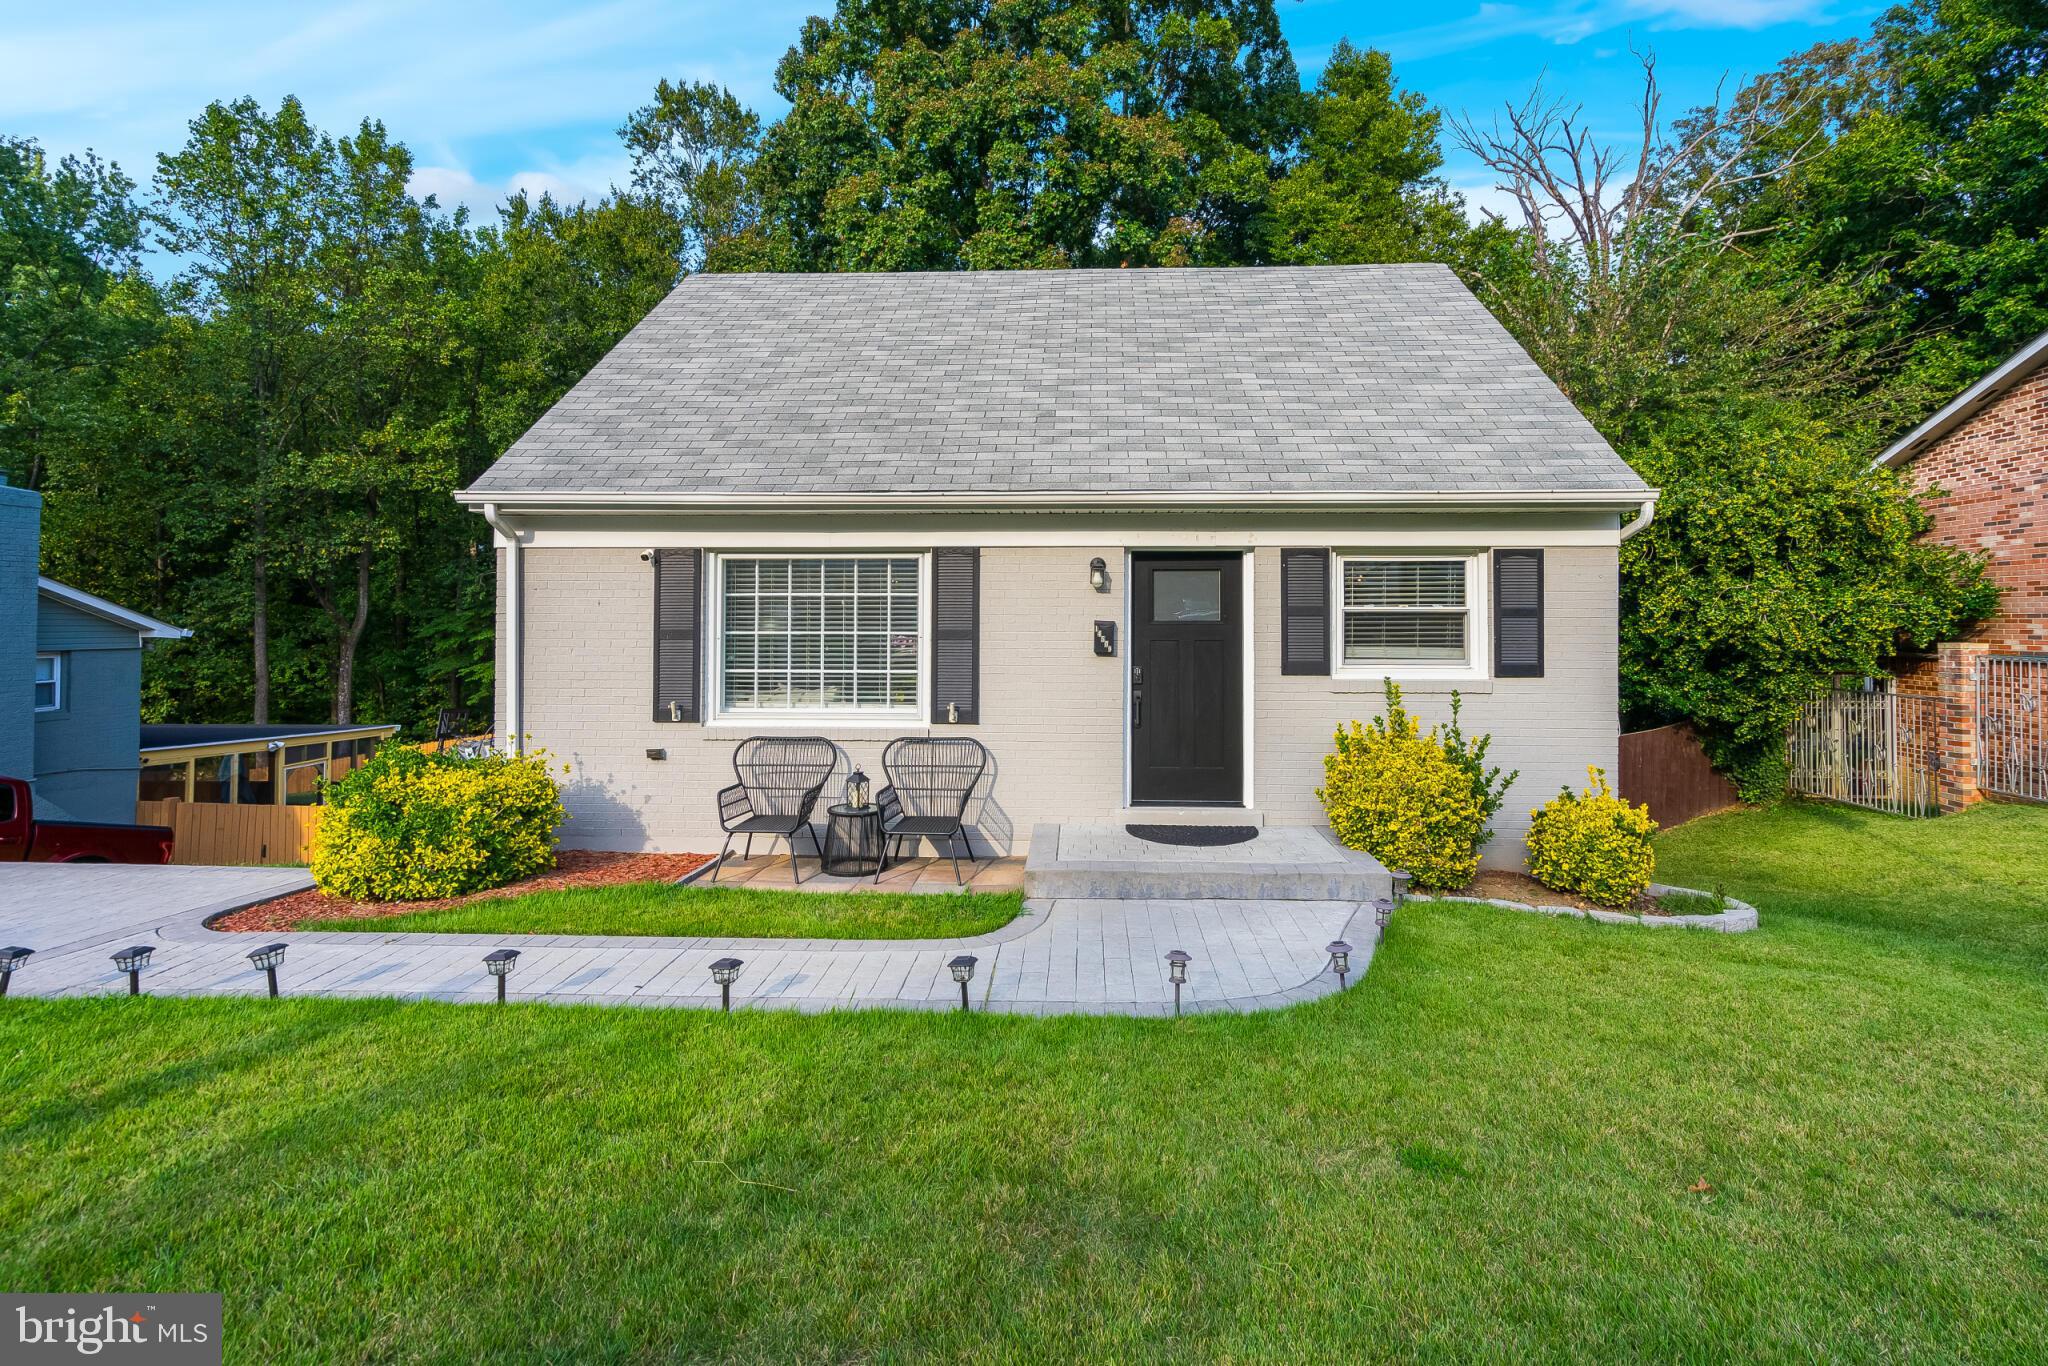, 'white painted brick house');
459,265,1656,865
